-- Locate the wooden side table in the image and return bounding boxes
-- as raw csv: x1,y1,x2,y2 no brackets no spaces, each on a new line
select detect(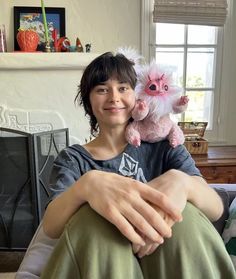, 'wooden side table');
192,146,236,183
